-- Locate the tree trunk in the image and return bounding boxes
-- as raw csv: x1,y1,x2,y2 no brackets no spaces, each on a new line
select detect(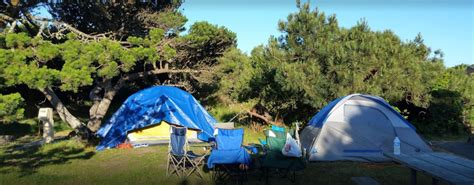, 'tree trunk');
41,87,92,140
41,87,83,129
87,87,117,132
